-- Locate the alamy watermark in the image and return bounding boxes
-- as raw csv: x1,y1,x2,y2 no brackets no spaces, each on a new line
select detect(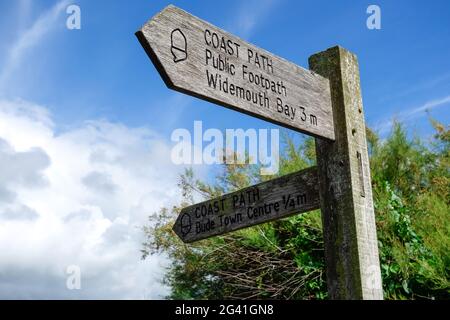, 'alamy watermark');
66,4,81,30
64,4,382,32
364,265,382,290
171,121,279,175
66,264,81,290
367,5,381,30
